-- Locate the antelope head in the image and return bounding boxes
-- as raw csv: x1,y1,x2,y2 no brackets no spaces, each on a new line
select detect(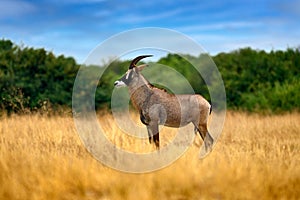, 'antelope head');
114,55,152,88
